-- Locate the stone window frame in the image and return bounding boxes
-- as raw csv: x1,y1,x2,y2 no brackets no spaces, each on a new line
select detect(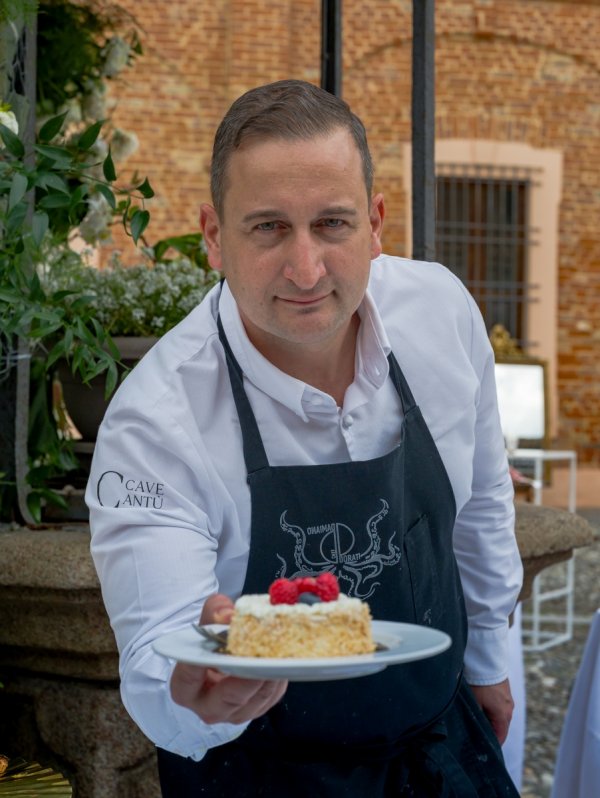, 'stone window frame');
403,140,563,435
